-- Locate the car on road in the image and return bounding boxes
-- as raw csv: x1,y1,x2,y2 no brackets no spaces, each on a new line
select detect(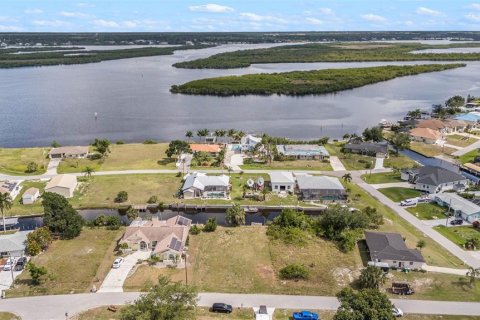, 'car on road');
112,257,124,268
293,310,319,320
14,257,27,271
450,219,464,225
3,257,16,271
400,198,417,206
211,303,233,313
392,306,403,317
